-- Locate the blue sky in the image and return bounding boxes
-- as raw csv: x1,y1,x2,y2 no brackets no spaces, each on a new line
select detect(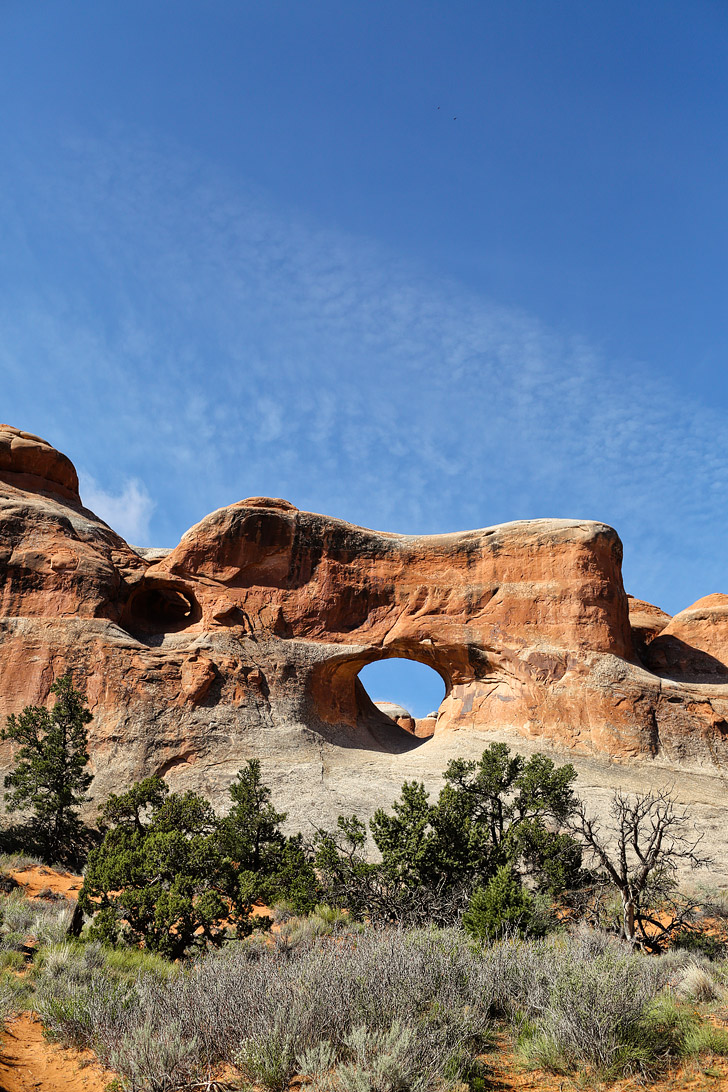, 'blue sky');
1,1,726,716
